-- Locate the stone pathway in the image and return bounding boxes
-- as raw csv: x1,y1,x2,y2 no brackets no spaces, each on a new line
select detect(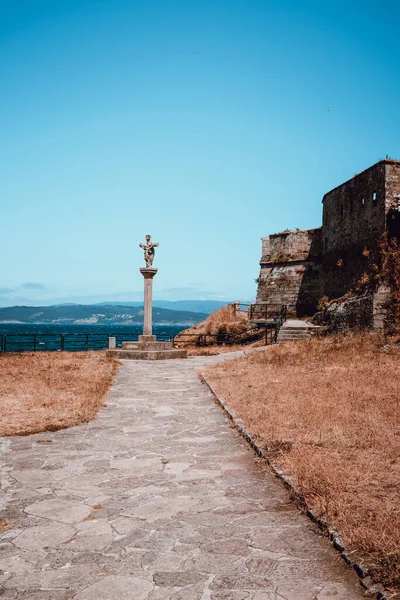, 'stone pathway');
0,355,366,599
